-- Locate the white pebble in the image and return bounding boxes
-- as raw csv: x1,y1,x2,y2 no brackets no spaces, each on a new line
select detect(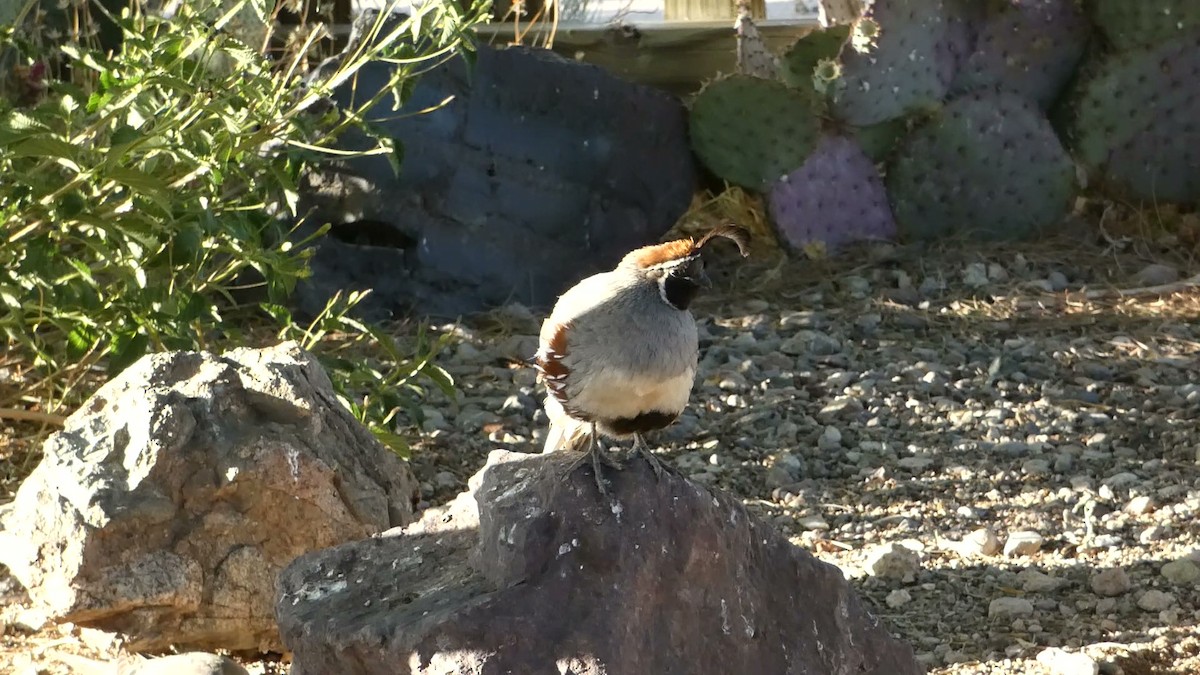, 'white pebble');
1003,530,1044,557
885,589,913,608
1035,647,1099,675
